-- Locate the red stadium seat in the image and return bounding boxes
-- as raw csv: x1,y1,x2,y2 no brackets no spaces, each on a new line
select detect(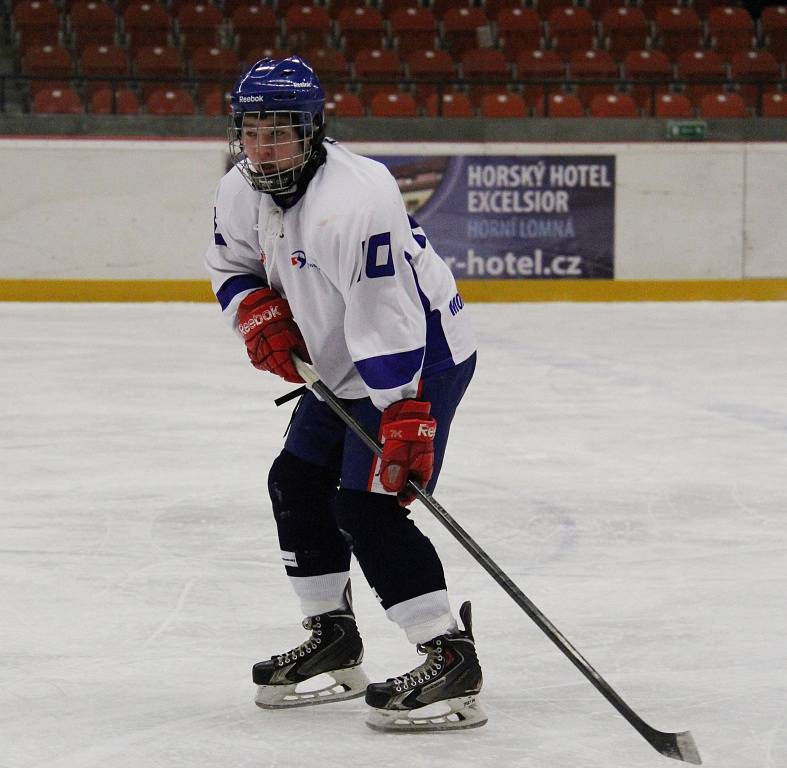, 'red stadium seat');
651,92,693,117
389,7,437,58
134,45,183,98
623,49,672,108
639,0,685,22
569,48,617,107
242,46,289,67
80,42,128,93
707,6,754,60
653,7,703,62
277,0,313,14
69,1,117,54
284,5,331,51
123,2,171,54
13,0,60,52
484,0,526,21
176,3,223,56
379,0,423,19
328,0,369,18
337,7,386,59
146,87,196,115
730,50,780,108
304,47,350,83
80,43,129,78
199,86,230,115
370,90,418,116
32,86,83,113
533,92,584,117
231,5,279,62
425,91,475,116
547,7,596,62
589,91,638,116
698,91,747,117
407,48,455,104
431,0,474,20
461,48,510,105
442,7,490,60
496,8,542,60
600,7,649,63
676,50,727,105
479,90,527,117
516,48,565,103
762,91,787,117
190,47,240,89
89,86,140,113
354,49,403,104
324,89,365,117
584,0,628,22
537,0,574,21
761,6,787,62
22,43,72,79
